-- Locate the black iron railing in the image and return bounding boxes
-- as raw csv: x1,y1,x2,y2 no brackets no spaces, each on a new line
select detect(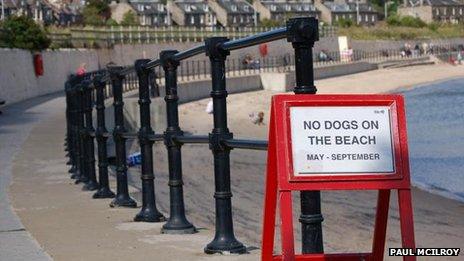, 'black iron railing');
65,16,404,255
63,19,463,254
